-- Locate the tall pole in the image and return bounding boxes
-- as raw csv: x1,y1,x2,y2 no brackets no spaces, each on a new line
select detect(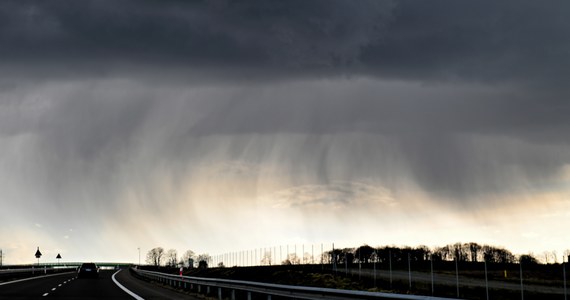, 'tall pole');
138,247,140,265
563,257,567,300
455,256,459,298
374,250,378,287
408,253,412,291
321,244,323,269
431,255,434,295
485,259,489,300
345,252,348,275
389,250,393,289
312,245,314,264
332,243,336,273
520,260,524,300
359,250,361,280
